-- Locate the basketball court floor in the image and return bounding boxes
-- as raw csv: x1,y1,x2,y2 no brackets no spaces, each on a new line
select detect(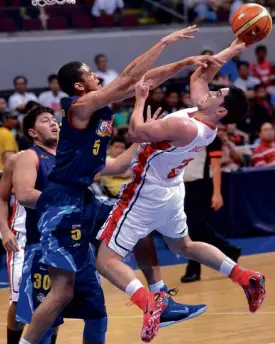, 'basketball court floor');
0,237,274,344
